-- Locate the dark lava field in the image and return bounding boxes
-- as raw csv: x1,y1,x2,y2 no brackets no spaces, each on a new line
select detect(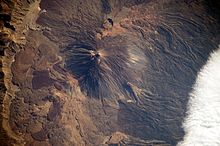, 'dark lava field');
0,0,220,146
